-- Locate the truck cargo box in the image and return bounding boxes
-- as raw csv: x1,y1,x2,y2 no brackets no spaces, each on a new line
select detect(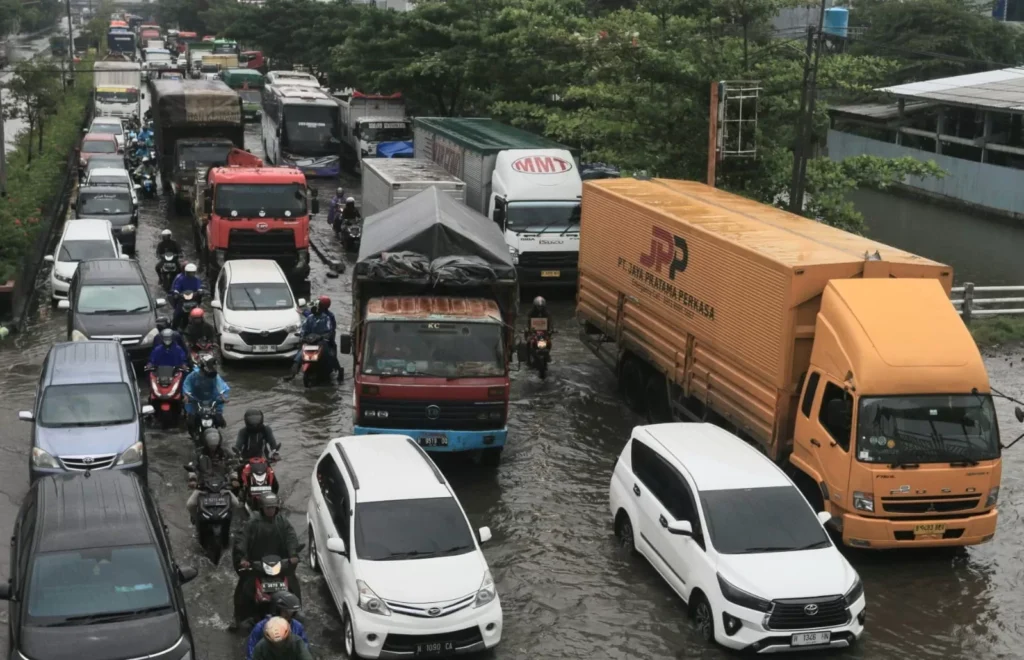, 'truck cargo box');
361,158,467,218
577,178,952,453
